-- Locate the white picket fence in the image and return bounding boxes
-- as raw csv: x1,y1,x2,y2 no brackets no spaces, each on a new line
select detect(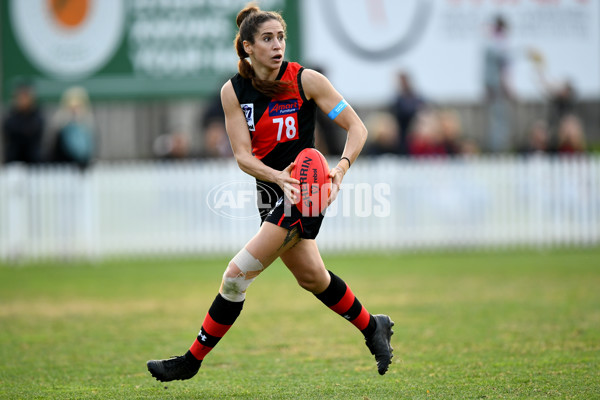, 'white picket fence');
1,155,599,261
